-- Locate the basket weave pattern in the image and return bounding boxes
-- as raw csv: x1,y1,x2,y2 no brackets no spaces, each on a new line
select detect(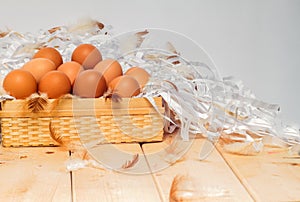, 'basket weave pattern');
0,97,164,147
